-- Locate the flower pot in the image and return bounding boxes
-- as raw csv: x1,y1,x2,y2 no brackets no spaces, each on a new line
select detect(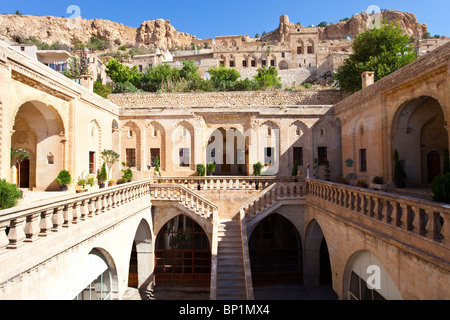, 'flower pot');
99,183,105,188
60,185,68,191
